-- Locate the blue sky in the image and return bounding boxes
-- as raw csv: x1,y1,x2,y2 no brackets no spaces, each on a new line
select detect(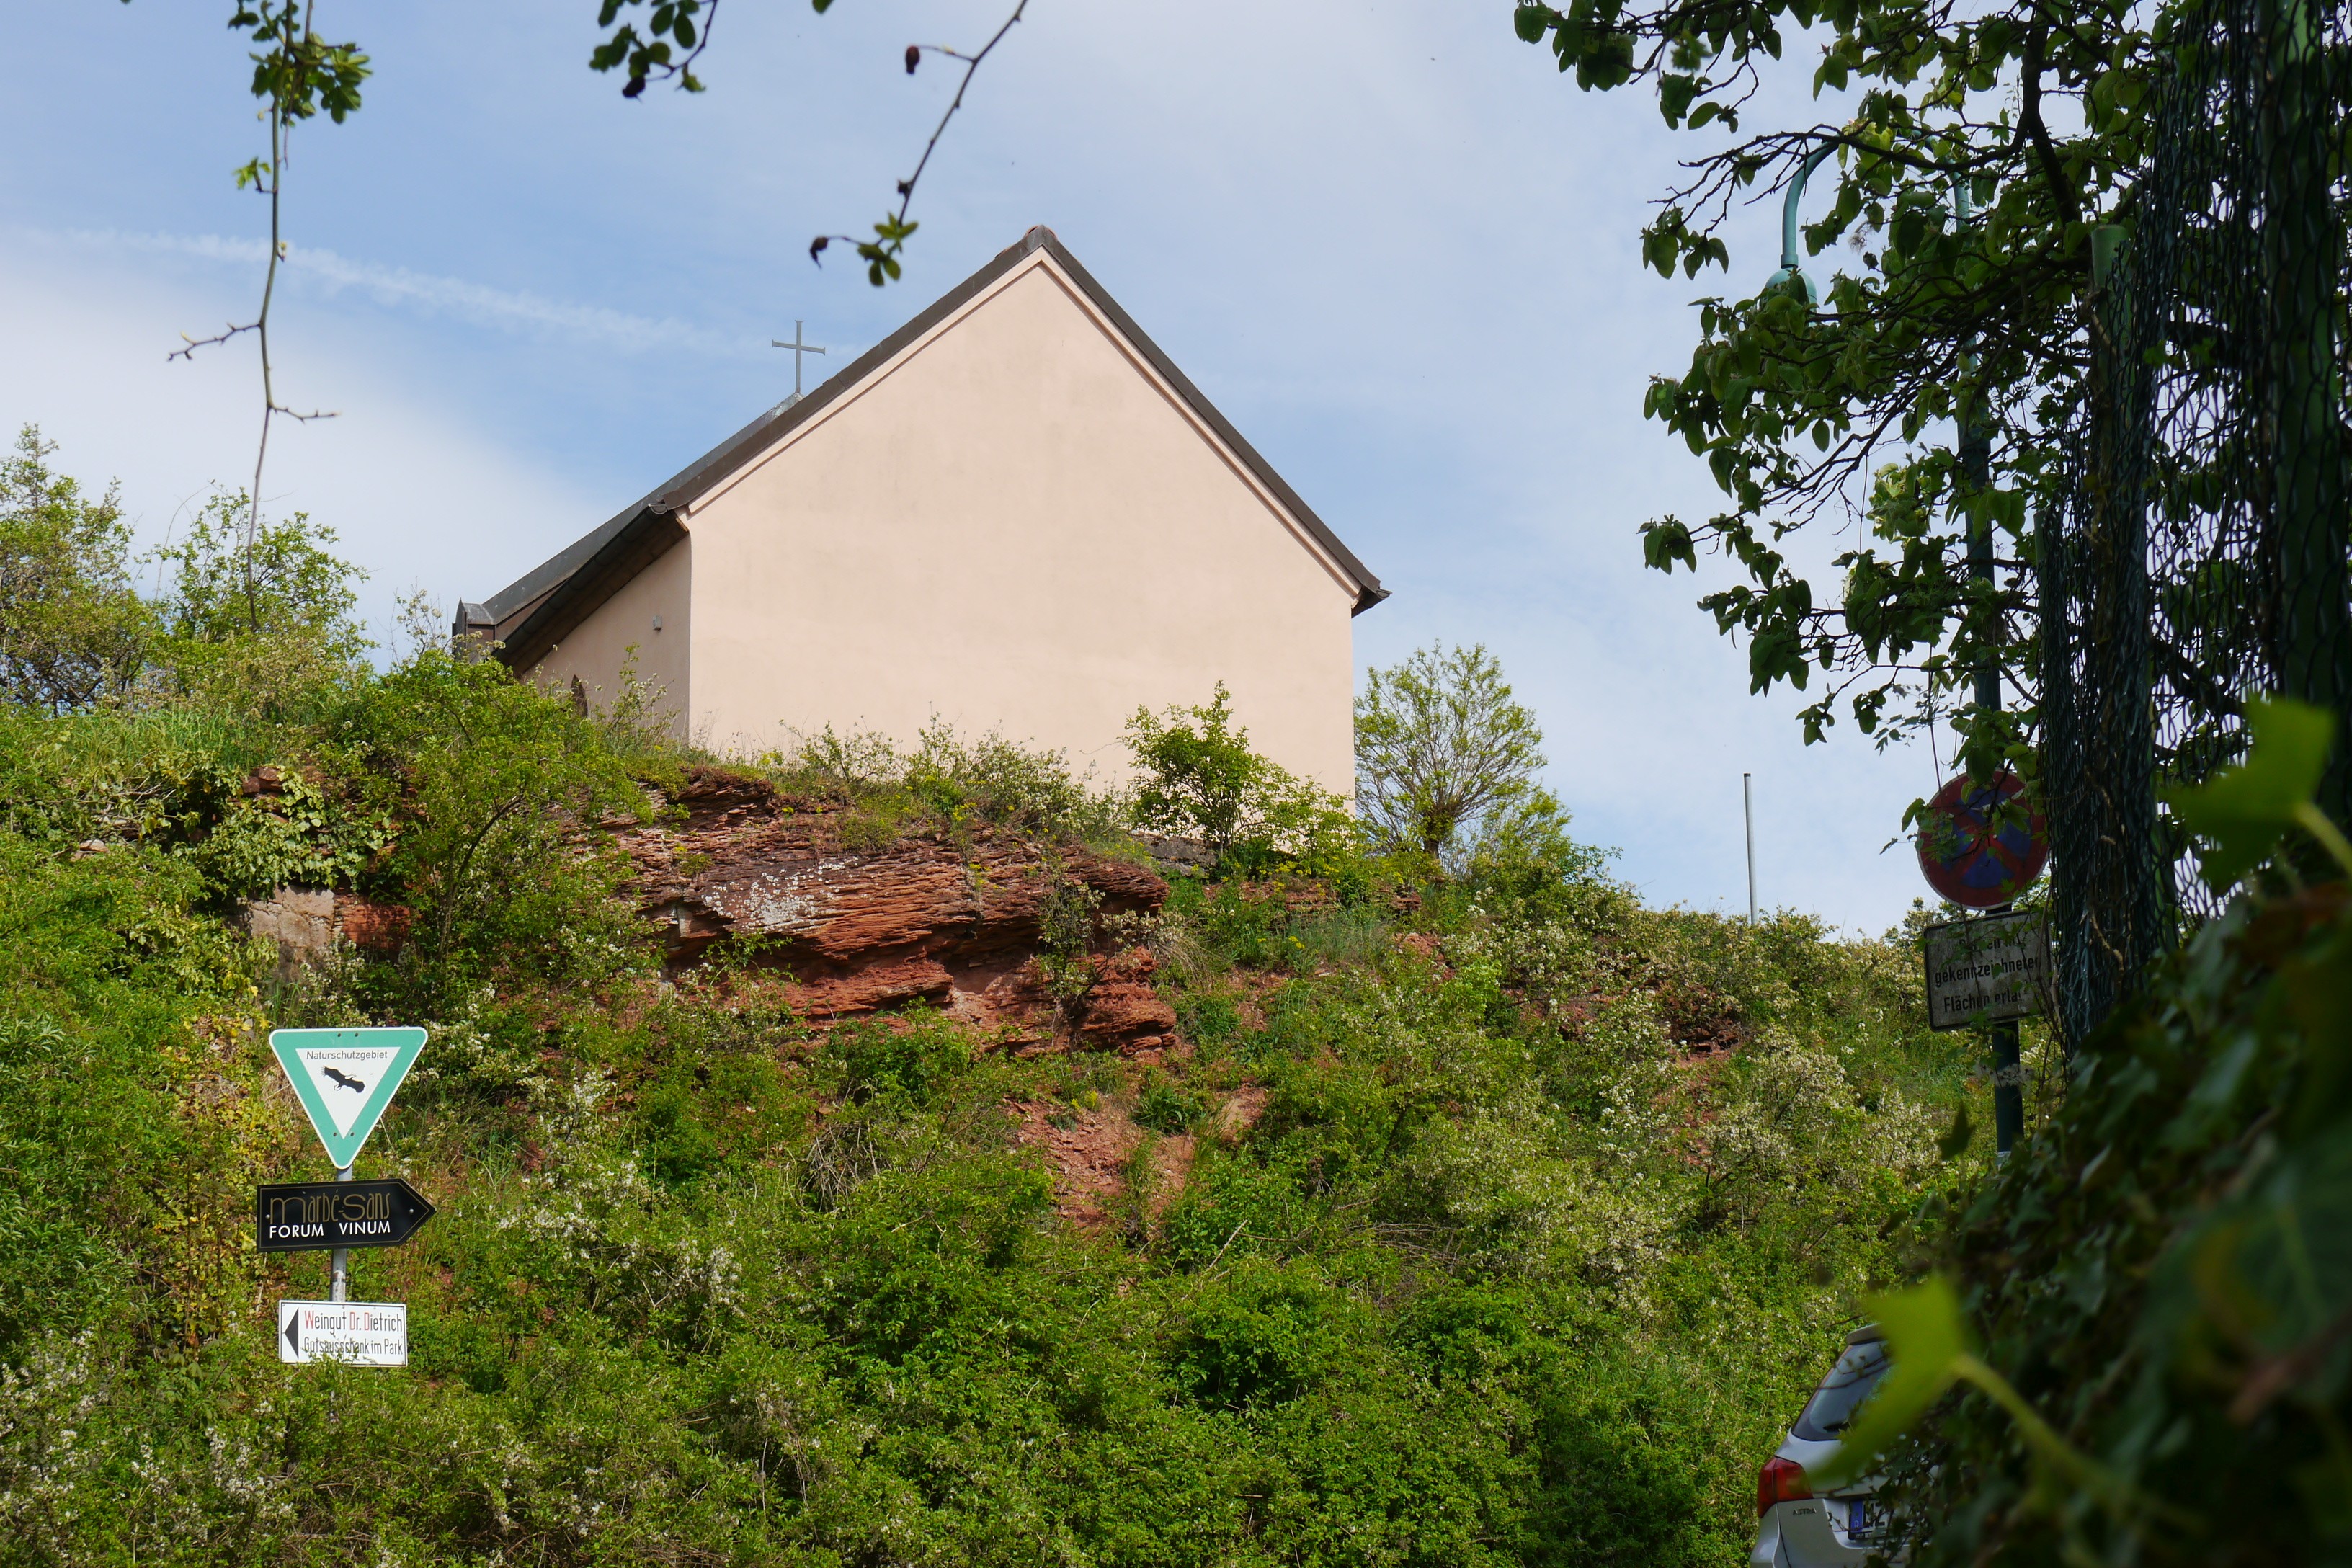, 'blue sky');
0,0,1947,933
